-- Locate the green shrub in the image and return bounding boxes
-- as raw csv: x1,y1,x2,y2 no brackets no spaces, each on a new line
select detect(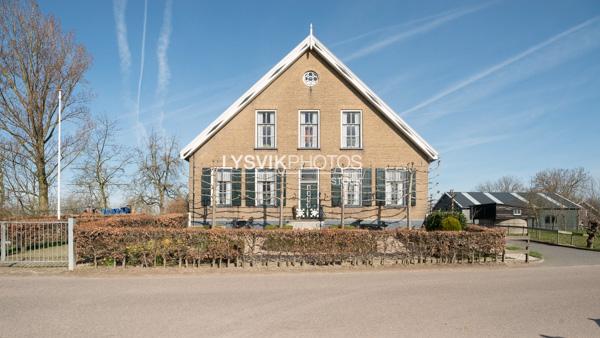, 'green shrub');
440,216,461,231
424,211,466,231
